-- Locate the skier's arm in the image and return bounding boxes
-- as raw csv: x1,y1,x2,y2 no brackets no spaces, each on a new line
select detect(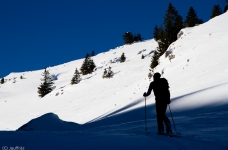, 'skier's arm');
143,82,153,97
